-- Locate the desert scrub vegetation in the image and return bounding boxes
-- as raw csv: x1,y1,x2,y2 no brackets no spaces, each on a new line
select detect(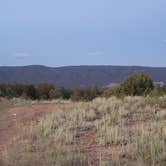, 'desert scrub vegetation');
1,96,166,166
127,122,166,166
